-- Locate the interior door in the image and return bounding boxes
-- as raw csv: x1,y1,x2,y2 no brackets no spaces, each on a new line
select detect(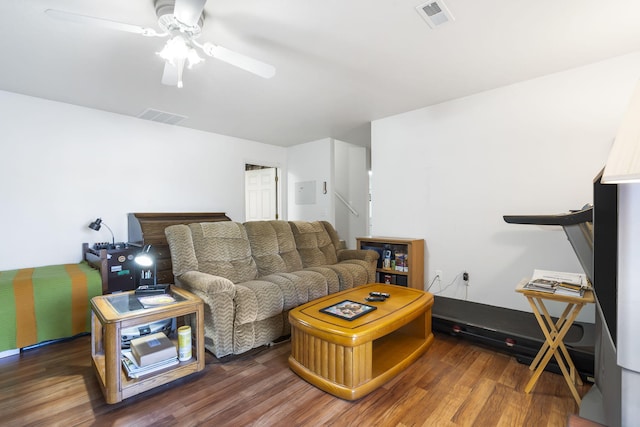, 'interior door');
245,167,278,221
